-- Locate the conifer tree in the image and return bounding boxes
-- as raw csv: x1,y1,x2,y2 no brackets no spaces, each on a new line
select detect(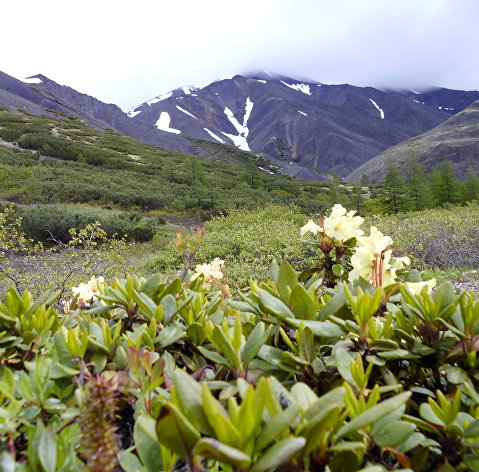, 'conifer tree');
404,154,432,210
382,162,408,213
463,167,479,202
431,160,460,205
241,157,260,187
